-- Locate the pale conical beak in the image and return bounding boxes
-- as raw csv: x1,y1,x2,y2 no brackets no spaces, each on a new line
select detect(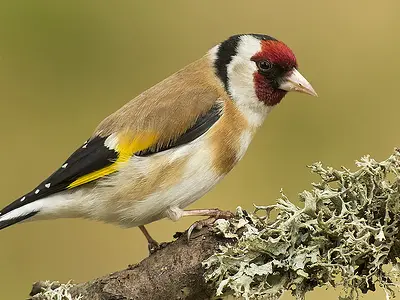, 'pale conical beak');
279,68,318,97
